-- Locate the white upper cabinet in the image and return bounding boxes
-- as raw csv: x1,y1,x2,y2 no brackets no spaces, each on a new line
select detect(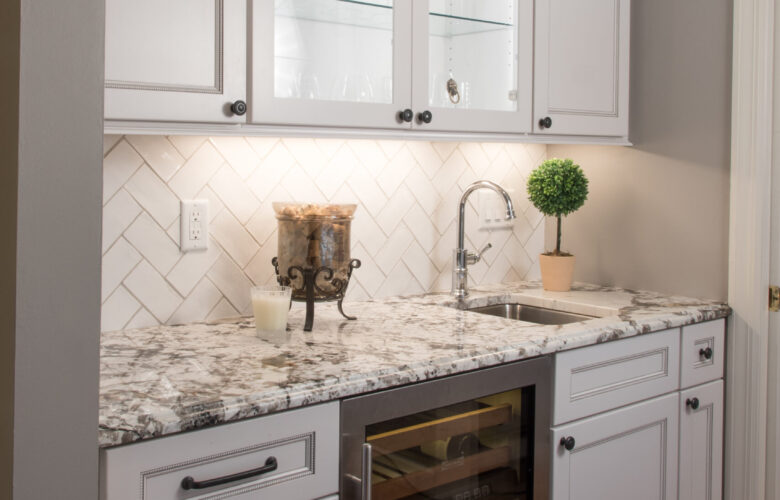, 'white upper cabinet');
104,0,631,139
410,0,533,133
104,0,247,123
533,0,631,137
250,0,413,129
